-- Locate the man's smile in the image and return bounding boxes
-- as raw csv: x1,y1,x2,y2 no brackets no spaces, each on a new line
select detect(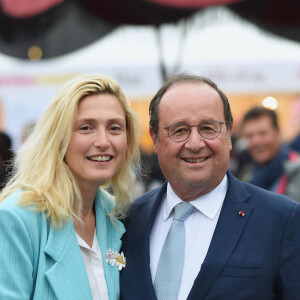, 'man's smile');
182,157,208,163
